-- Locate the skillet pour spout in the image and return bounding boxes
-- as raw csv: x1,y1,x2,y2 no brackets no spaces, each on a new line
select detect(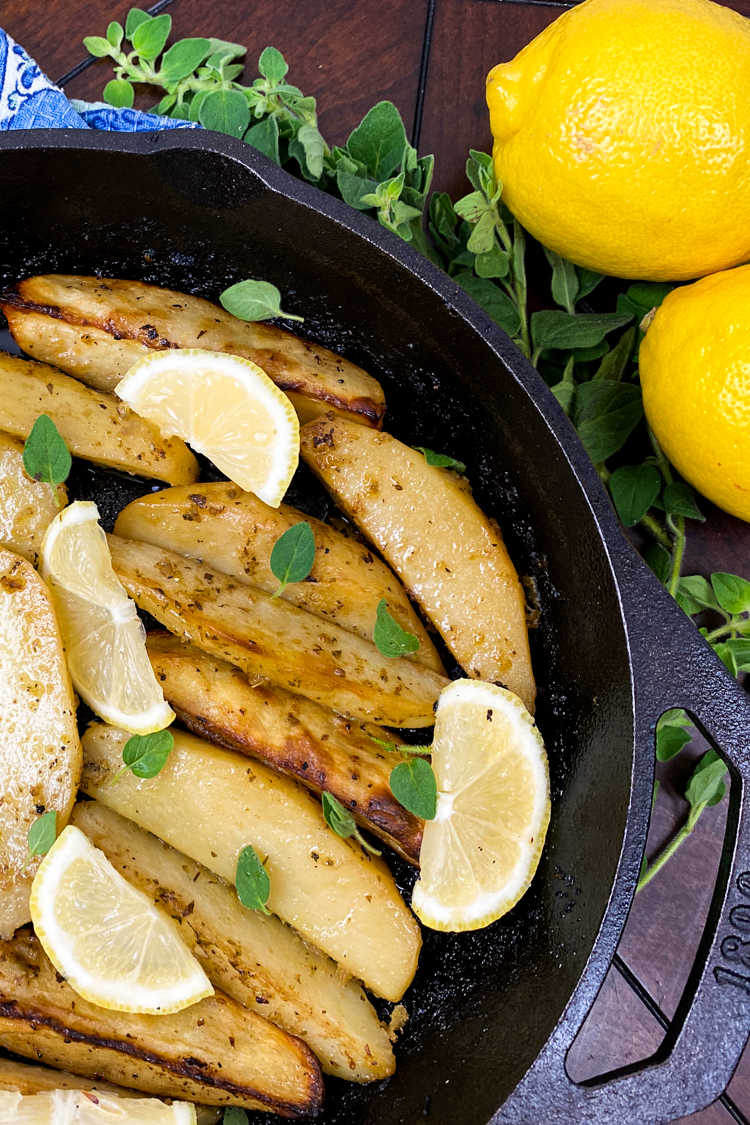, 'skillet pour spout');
0,128,748,1125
